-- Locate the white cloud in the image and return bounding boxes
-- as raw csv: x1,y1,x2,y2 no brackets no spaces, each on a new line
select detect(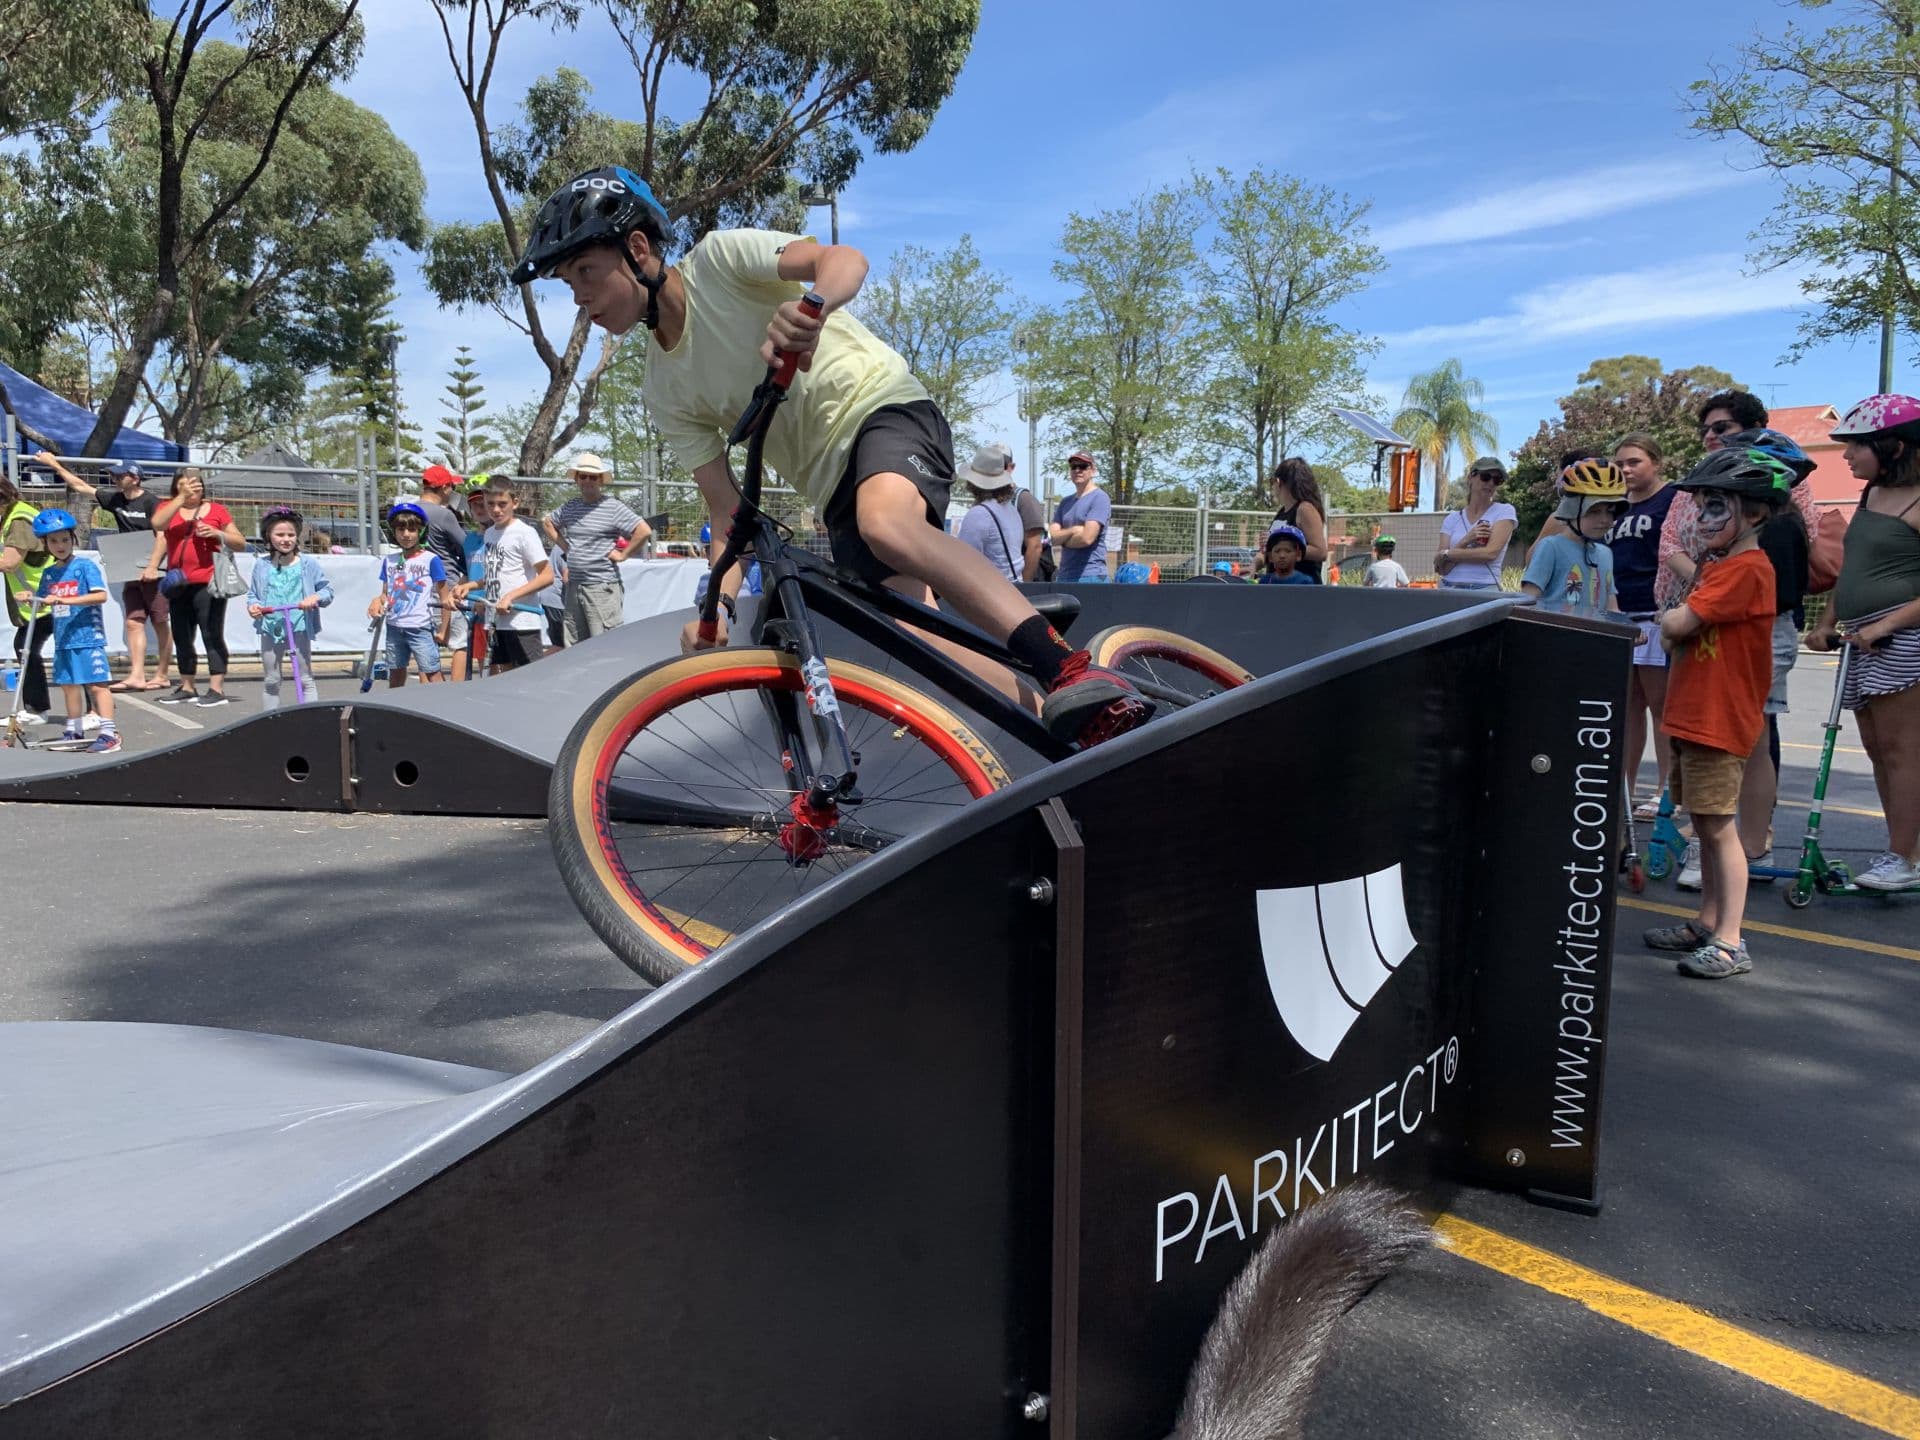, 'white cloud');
1369,159,1756,253
1377,254,1807,355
